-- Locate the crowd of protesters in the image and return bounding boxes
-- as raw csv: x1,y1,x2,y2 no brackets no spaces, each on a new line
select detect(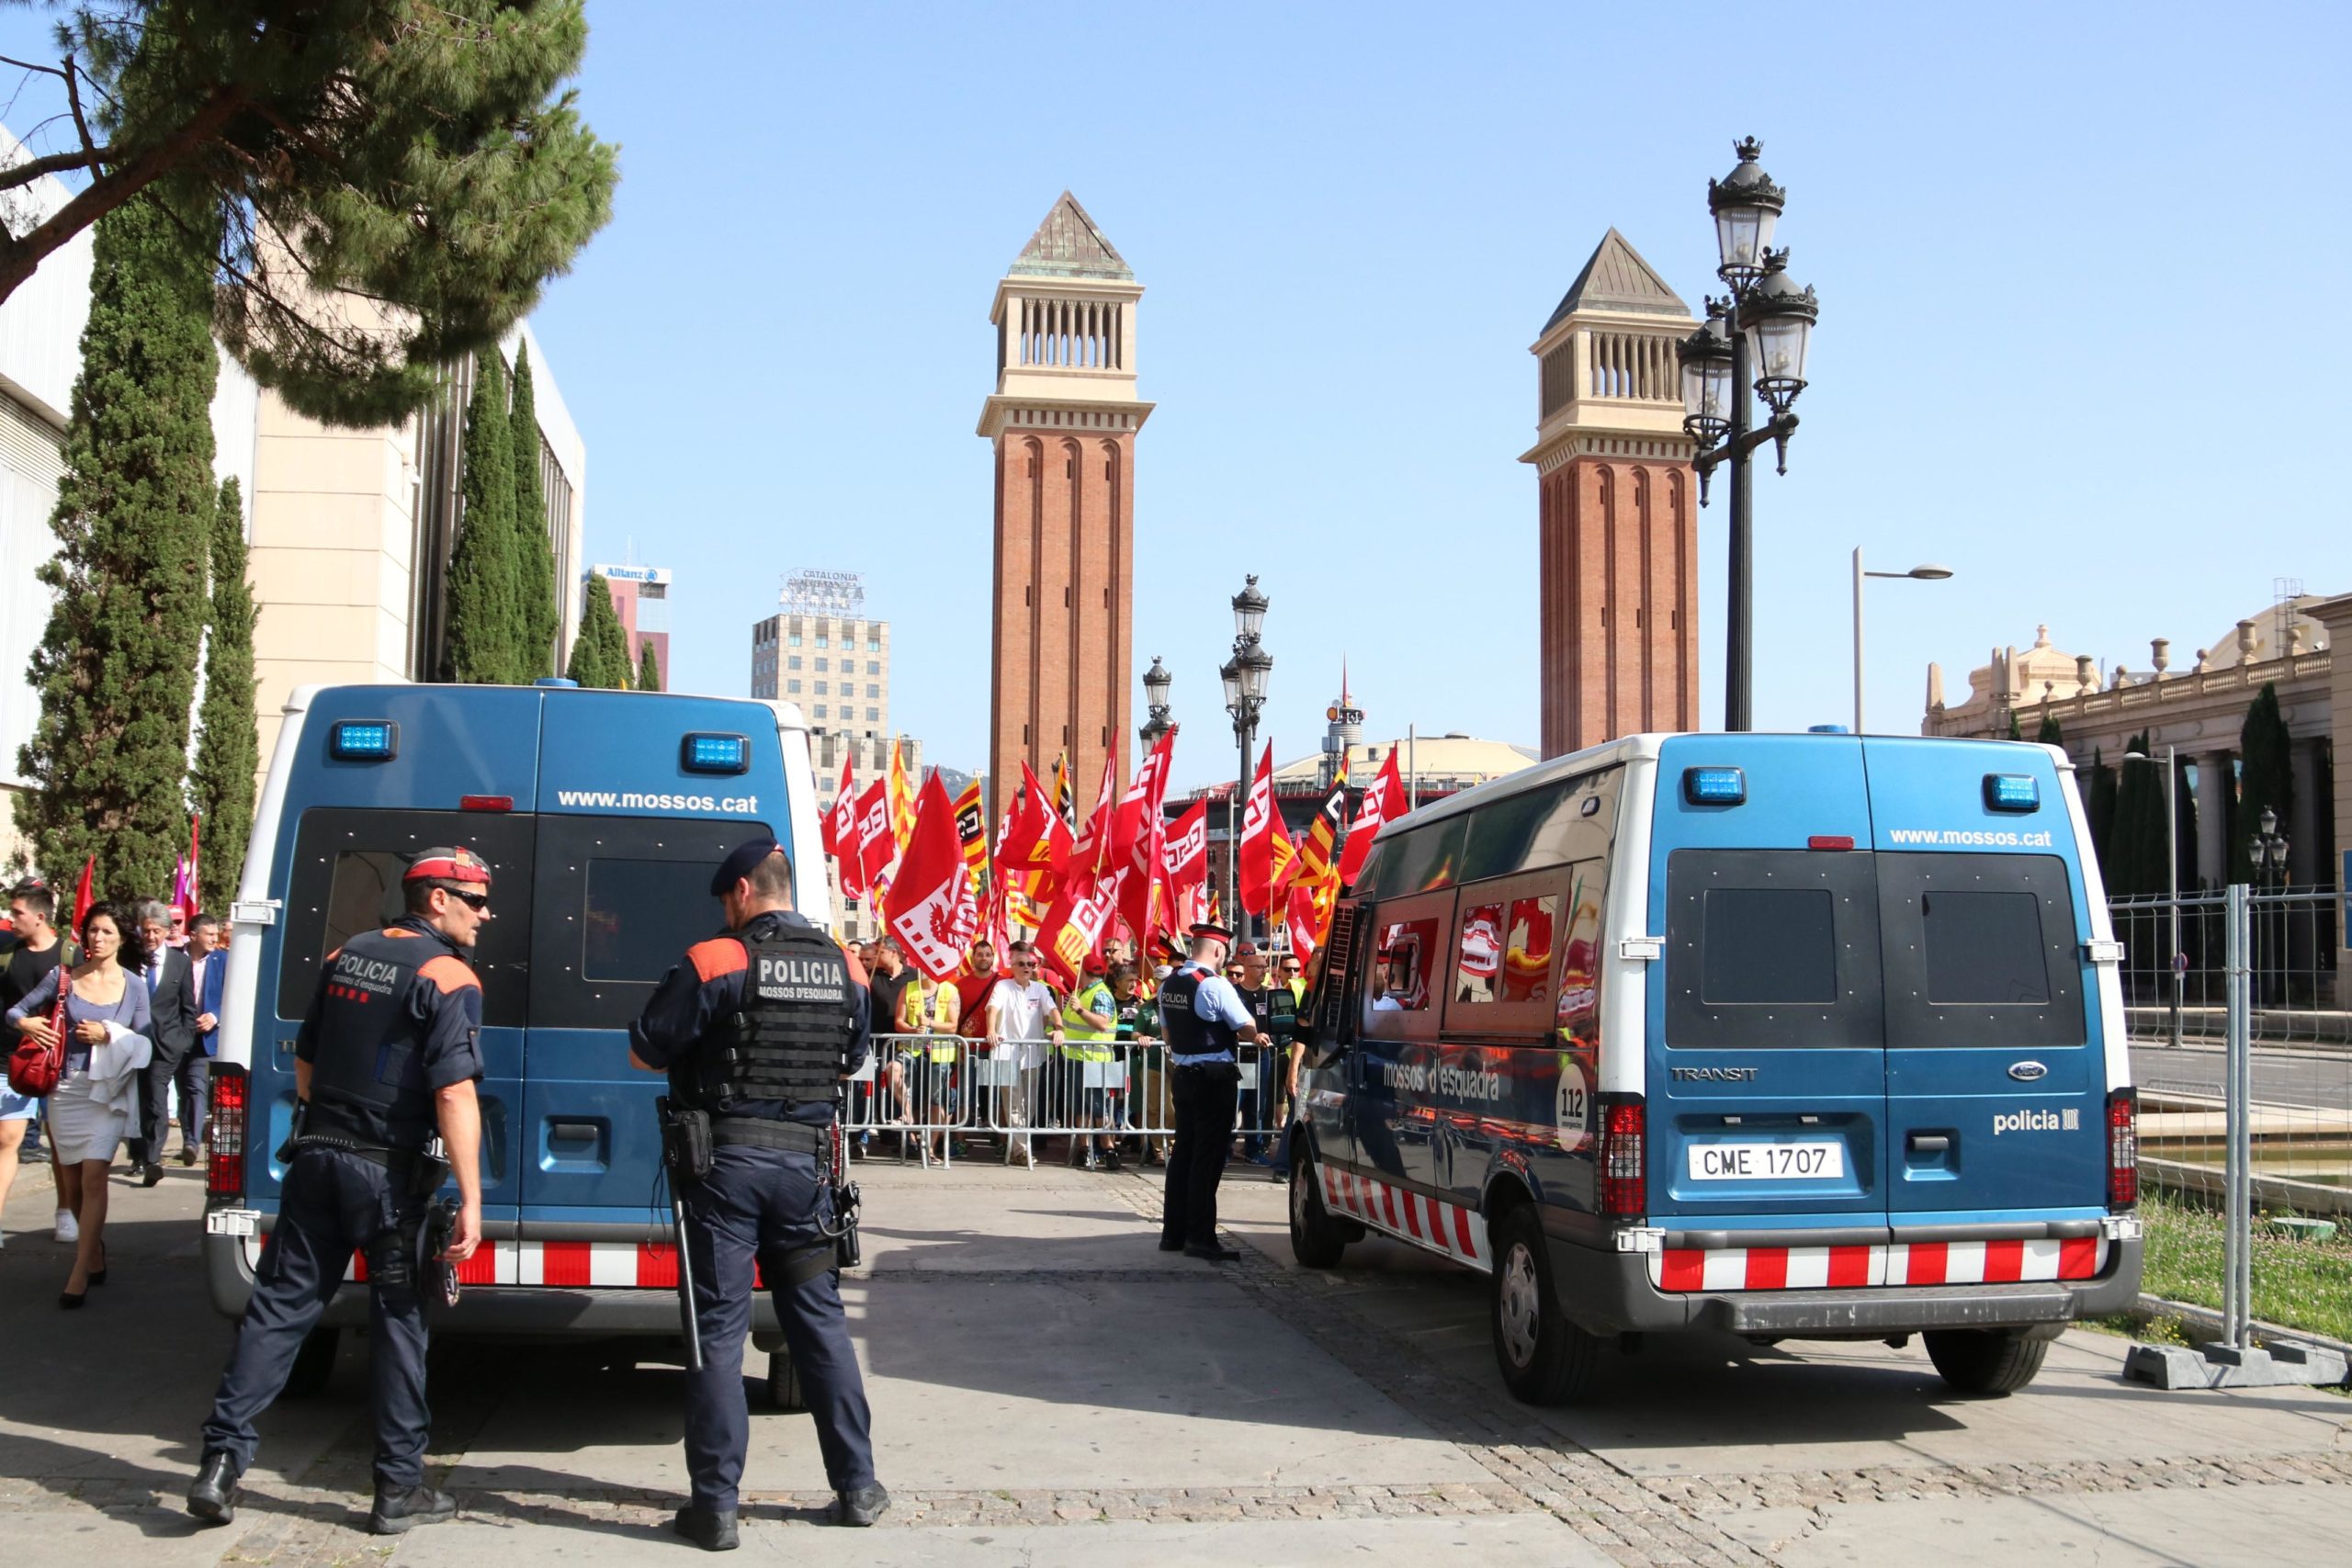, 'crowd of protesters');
0,879,229,1306
845,931,1307,1177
